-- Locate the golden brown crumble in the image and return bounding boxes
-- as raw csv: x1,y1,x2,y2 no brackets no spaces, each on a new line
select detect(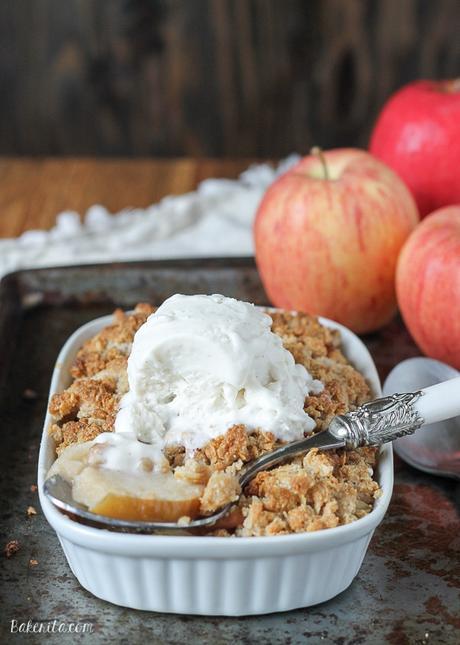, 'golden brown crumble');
194,425,278,470
4,540,20,558
70,304,154,379
236,447,380,536
48,304,379,535
200,471,241,515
